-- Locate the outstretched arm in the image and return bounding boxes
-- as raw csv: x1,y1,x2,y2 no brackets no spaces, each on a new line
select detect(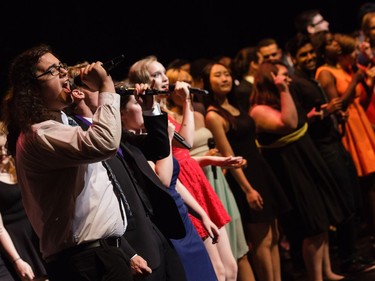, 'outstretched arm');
192,155,244,168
